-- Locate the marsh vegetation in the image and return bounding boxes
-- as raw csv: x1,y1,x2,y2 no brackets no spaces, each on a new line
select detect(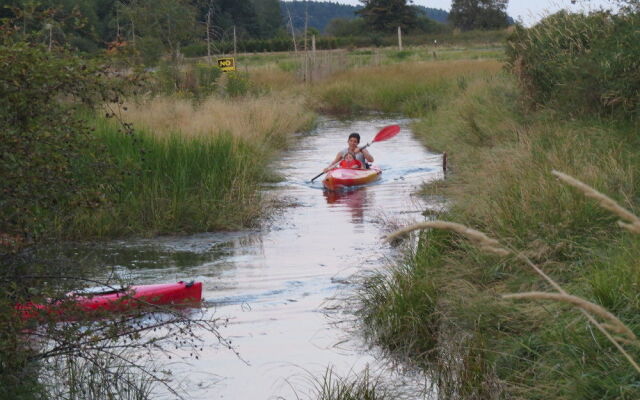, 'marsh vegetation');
3,1,639,398
355,10,640,400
